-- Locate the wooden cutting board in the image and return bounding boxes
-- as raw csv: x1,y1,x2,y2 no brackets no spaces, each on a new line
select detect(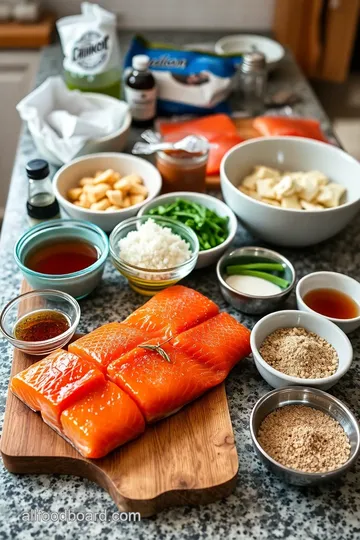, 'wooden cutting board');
1,282,239,517
206,117,260,188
